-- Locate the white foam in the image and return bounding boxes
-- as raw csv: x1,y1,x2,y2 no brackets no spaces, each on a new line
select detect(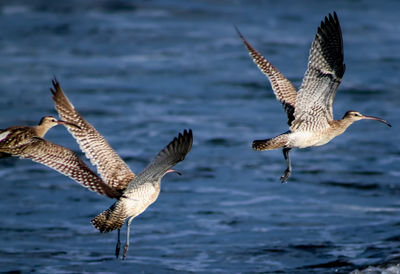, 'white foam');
351,265,400,274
